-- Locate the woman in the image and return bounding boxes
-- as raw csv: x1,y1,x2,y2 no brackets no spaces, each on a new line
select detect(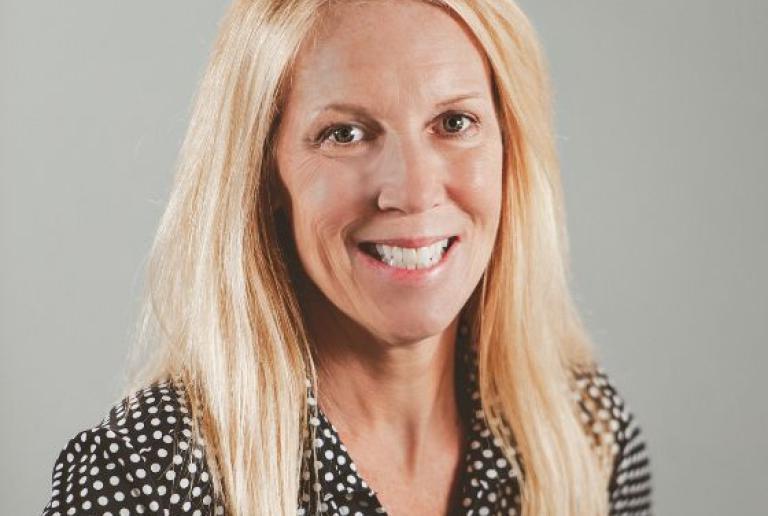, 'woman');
41,0,652,514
